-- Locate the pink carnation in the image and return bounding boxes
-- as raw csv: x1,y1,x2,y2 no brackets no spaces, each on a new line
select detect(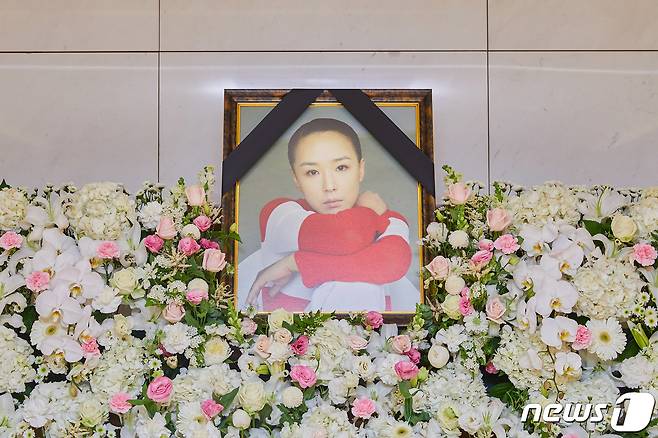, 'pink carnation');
290,364,317,388
394,360,419,381
493,234,520,255
201,399,224,419
572,325,593,350
0,231,23,250
26,271,50,292
405,348,421,364
351,397,377,419
485,361,498,374
633,243,657,267
193,215,213,232
81,338,100,358
478,239,494,251
109,392,132,414
200,238,220,250
97,241,120,259
178,237,201,256
459,294,474,316
144,234,164,253
290,335,309,355
147,376,173,403
186,288,208,305
365,311,384,329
